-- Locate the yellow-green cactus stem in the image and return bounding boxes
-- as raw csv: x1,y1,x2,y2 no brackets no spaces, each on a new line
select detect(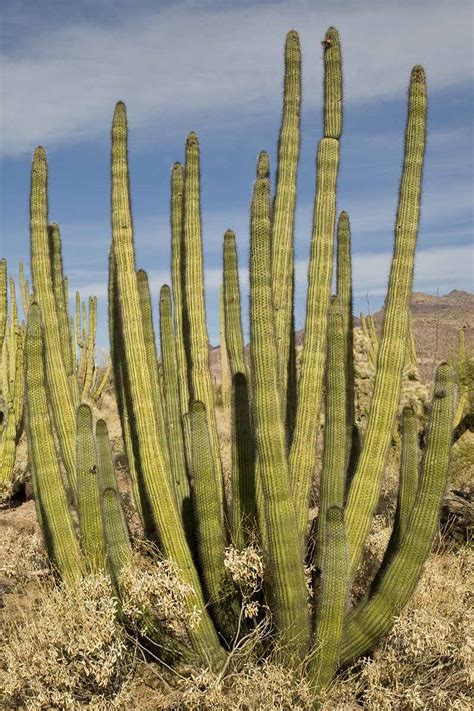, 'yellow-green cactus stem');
136,269,171,474
289,137,340,541
25,303,83,584
271,30,301,430
81,296,97,399
0,403,16,494
30,147,77,492
183,131,224,515
309,506,347,699
76,403,107,573
223,230,256,547
315,299,346,570
92,359,112,402
159,284,191,507
322,27,342,139
170,162,193,472
0,259,6,352
219,285,231,409
189,400,240,643
111,102,225,666
344,66,427,579
108,250,154,537
95,418,132,586
336,212,355,471
48,224,74,382
341,363,453,663
250,151,310,659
